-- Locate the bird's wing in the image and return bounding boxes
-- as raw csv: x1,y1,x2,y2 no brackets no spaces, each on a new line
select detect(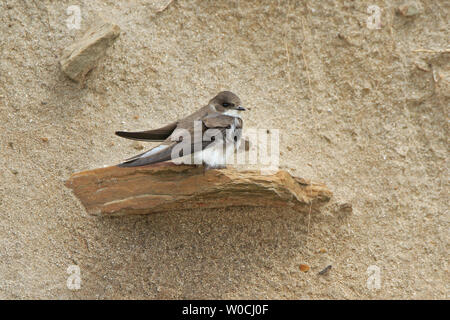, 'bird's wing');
115,121,178,141
117,110,243,168
118,141,178,167
118,121,209,168
202,115,243,151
